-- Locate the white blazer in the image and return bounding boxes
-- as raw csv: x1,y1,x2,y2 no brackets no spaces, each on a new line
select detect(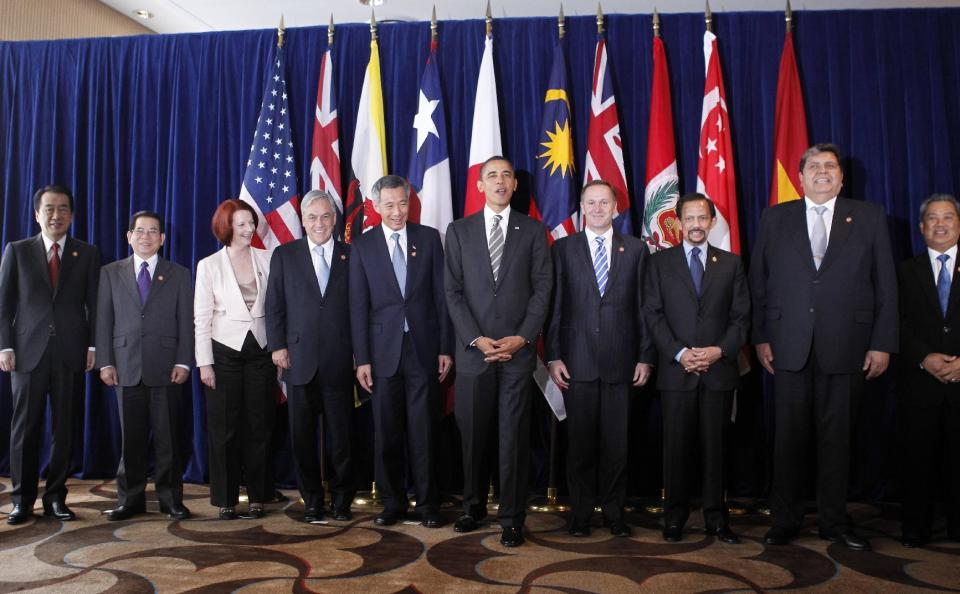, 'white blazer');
194,247,271,367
